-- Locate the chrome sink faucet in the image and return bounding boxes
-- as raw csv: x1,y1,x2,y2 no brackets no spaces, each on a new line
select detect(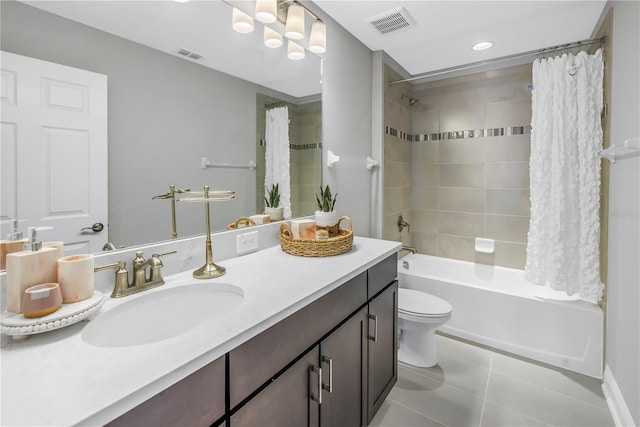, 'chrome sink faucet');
95,250,176,298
